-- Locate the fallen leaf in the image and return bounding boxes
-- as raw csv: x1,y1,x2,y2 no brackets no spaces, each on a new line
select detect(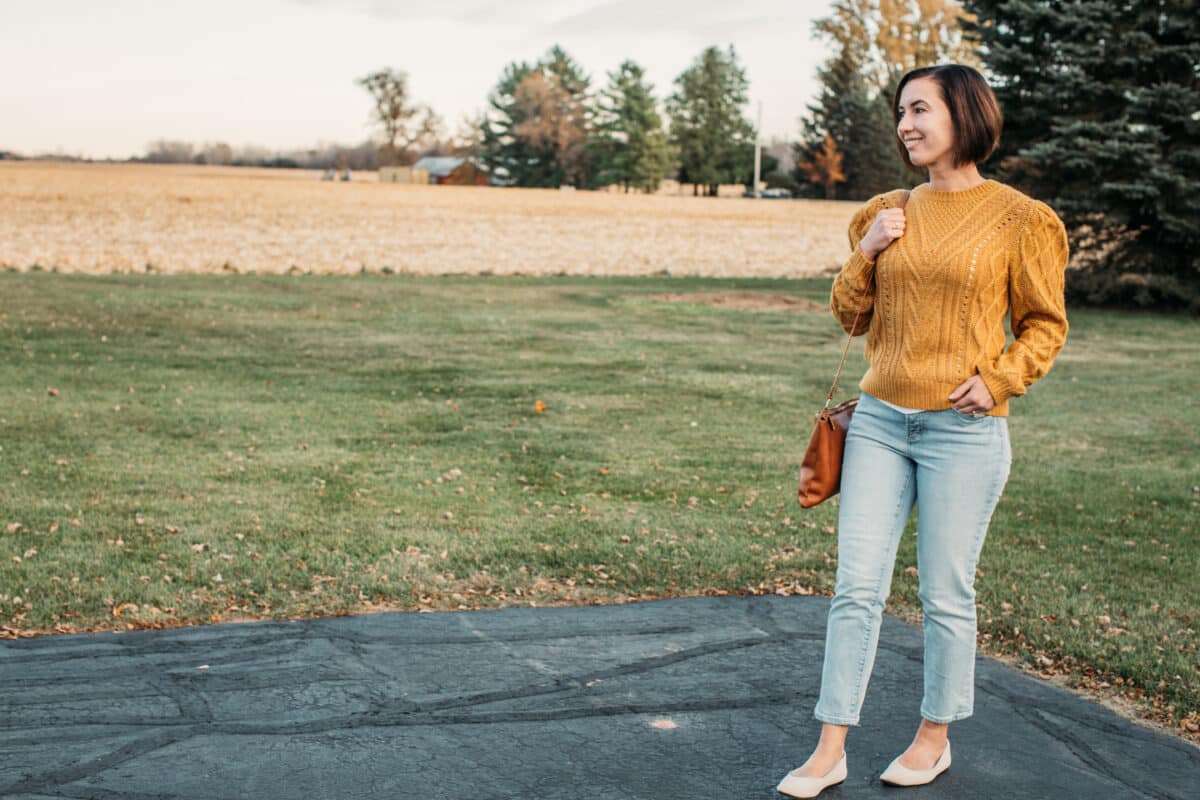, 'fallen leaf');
113,603,138,618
